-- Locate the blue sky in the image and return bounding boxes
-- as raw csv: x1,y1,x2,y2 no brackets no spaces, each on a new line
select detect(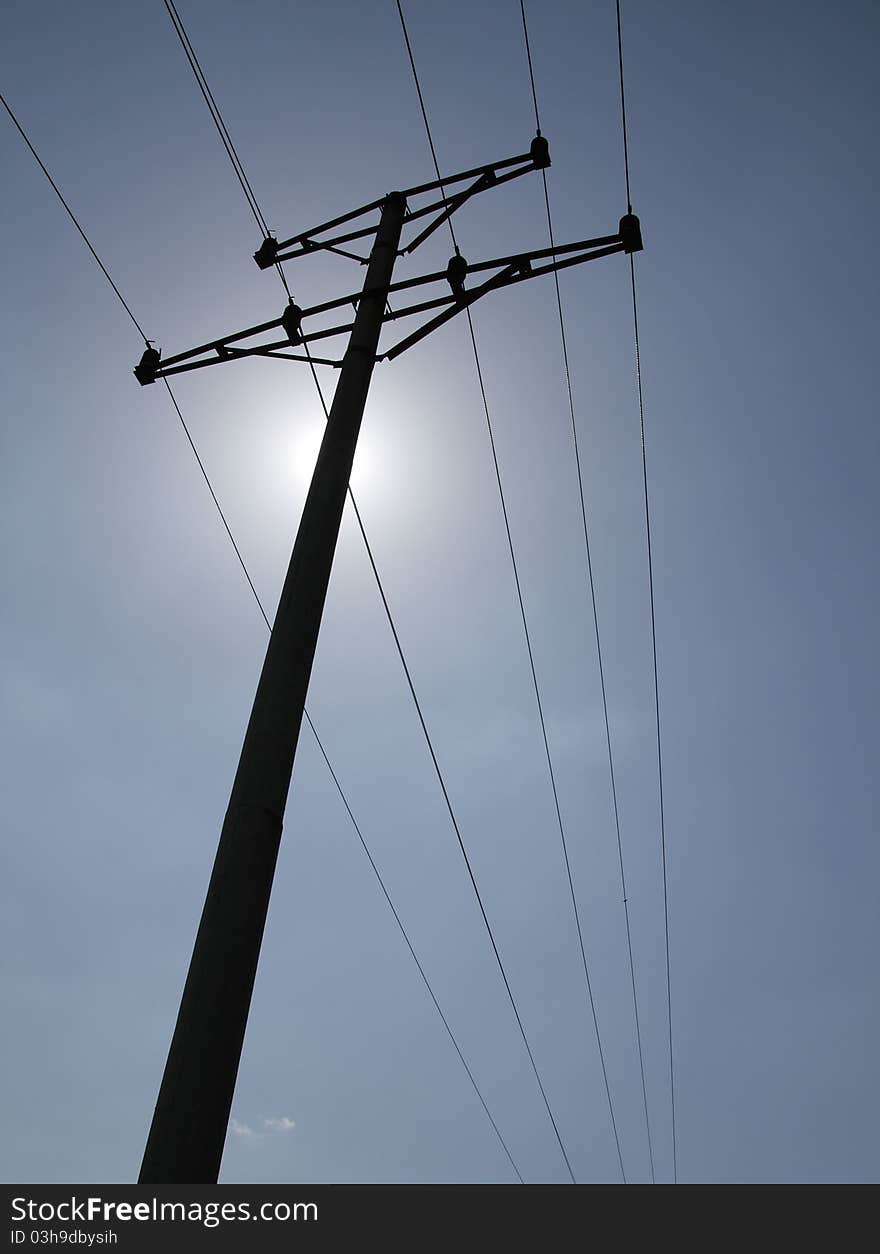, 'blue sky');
2,0,878,1184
